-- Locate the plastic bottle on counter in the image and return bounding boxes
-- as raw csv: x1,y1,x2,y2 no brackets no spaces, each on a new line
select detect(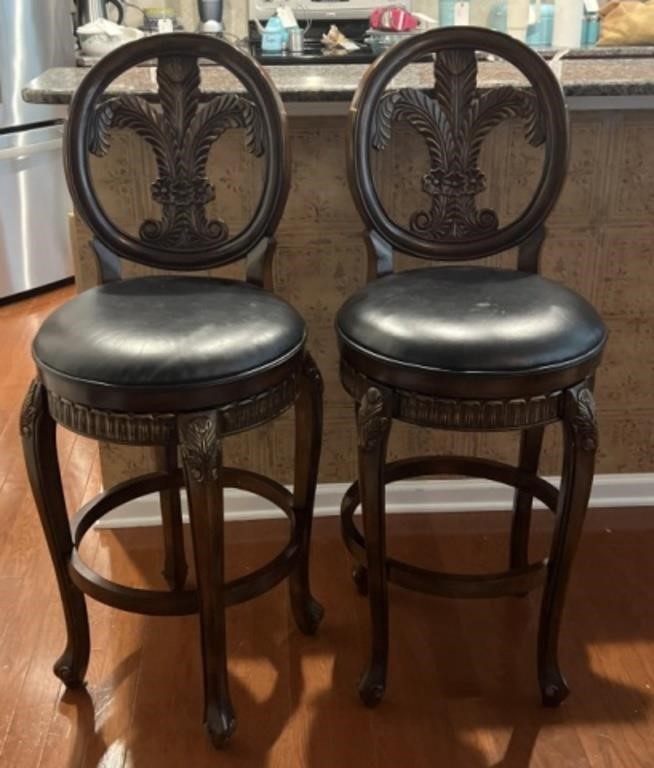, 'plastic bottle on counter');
439,1,470,27
552,0,584,48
